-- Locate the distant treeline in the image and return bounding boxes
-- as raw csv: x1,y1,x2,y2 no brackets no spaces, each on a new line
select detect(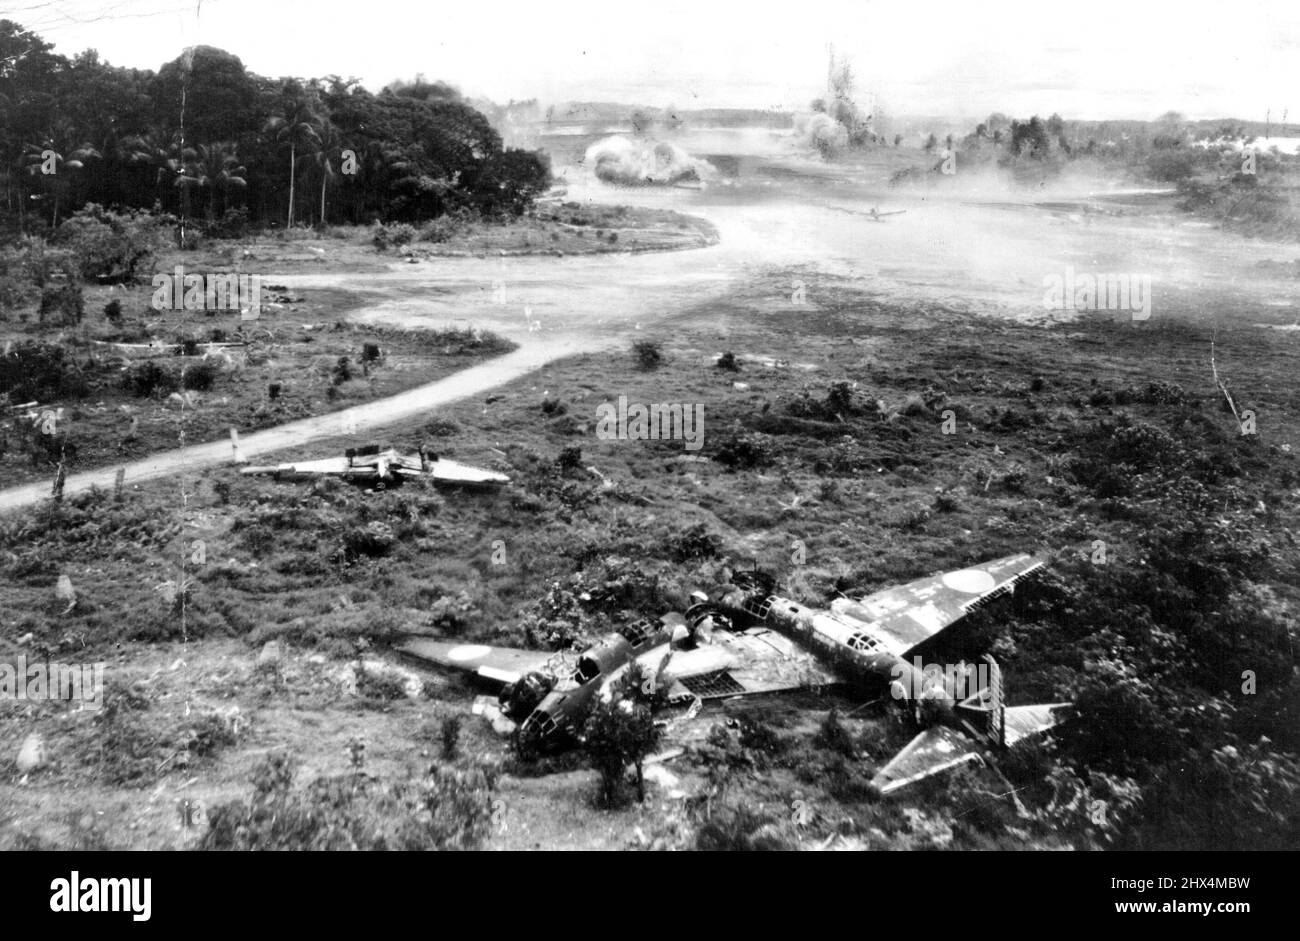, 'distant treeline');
539,101,794,131
0,20,552,234
903,111,1299,195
